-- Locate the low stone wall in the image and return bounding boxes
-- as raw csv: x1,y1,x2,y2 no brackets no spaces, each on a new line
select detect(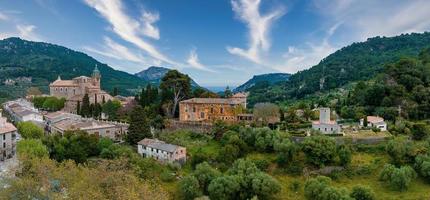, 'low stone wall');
165,120,213,133
291,135,390,145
